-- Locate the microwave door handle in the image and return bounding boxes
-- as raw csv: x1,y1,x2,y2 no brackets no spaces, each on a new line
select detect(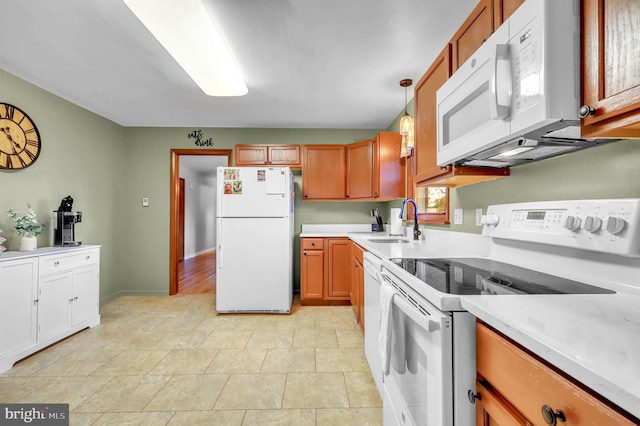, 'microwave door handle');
490,43,511,120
